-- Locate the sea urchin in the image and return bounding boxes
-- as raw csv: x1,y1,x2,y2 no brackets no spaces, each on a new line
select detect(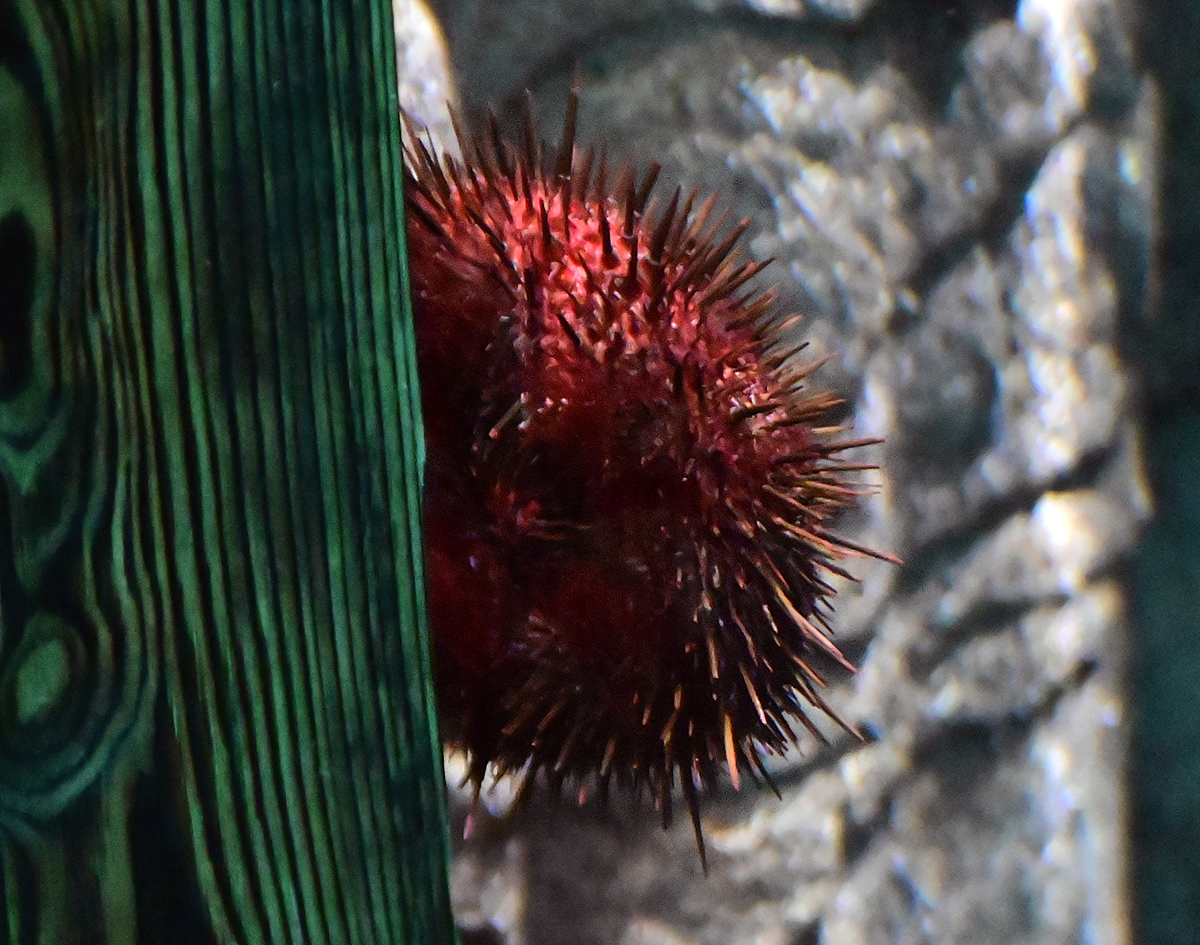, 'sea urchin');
404,91,893,864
